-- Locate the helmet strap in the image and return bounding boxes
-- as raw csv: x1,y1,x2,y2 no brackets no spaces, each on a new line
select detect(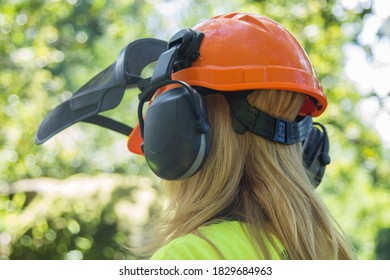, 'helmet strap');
224,92,313,144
